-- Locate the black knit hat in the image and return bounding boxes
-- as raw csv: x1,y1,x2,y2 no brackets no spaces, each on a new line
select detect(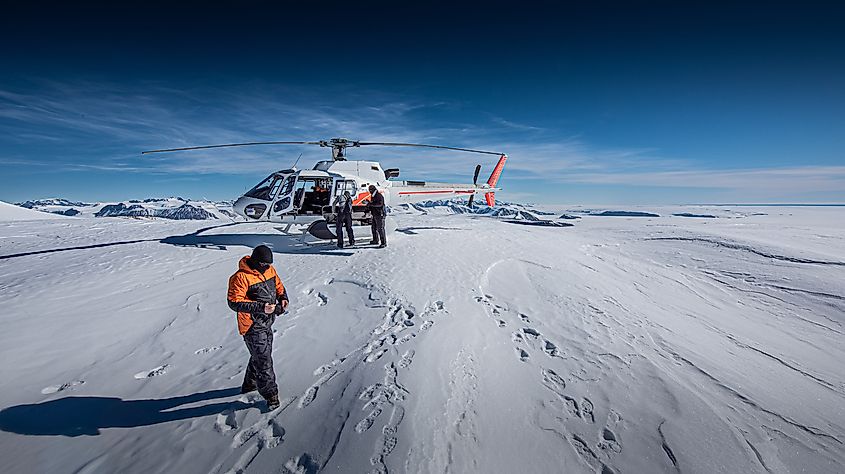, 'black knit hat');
250,245,273,264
